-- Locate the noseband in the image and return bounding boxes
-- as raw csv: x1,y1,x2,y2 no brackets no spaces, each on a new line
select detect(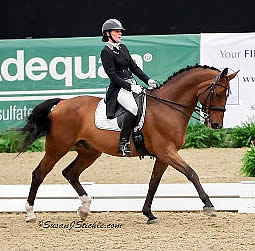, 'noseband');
197,73,229,121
